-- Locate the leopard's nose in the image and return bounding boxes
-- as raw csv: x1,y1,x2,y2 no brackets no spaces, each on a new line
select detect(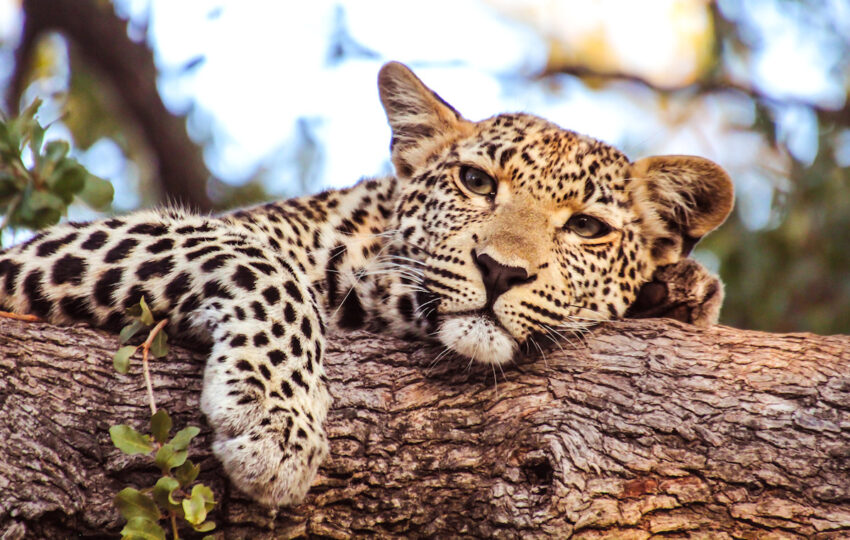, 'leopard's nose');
473,251,536,307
